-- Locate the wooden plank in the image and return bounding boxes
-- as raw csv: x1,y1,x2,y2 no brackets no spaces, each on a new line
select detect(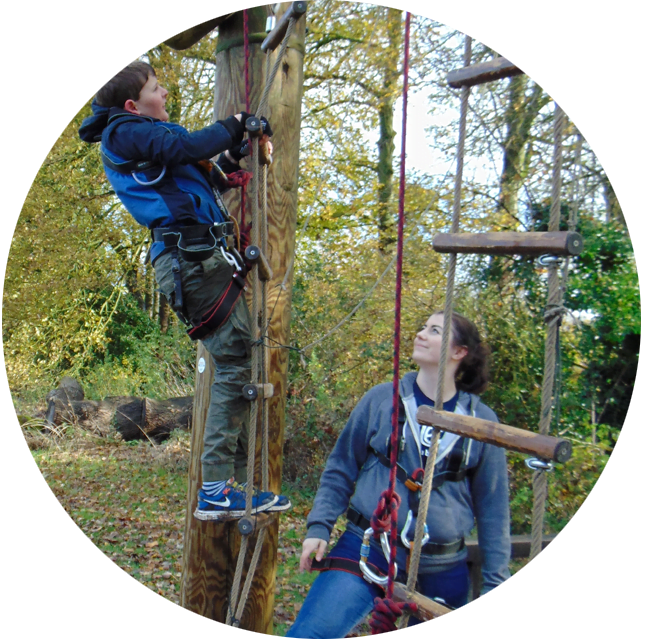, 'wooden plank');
245,245,274,281
433,231,584,256
447,57,523,88
164,16,233,50
261,1,308,53
393,582,482,641
237,511,278,536
416,407,572,463
243,383,275,401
